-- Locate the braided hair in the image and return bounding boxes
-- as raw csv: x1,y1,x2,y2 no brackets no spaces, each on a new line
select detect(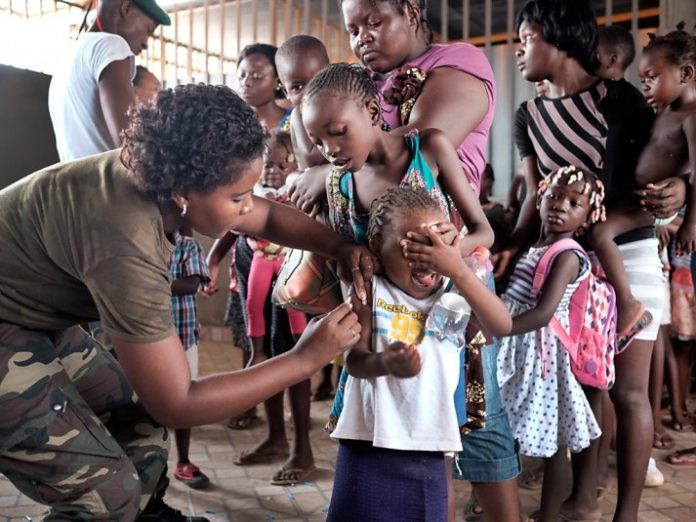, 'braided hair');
367,186,444,249
536,165,606,233
302,62,377,109
644,22,696,68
